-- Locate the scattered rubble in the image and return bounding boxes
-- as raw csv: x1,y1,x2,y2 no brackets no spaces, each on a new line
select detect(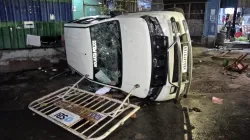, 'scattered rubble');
95,87,111,95
223,59,229,67
224,54,249,73
130,113,137,119
212,97,224,105
247,73,250,78
220,70,238,79
189,107,202,112
228,84,241,89
49,69,70,80
112,93,126,99
134,133,145,140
